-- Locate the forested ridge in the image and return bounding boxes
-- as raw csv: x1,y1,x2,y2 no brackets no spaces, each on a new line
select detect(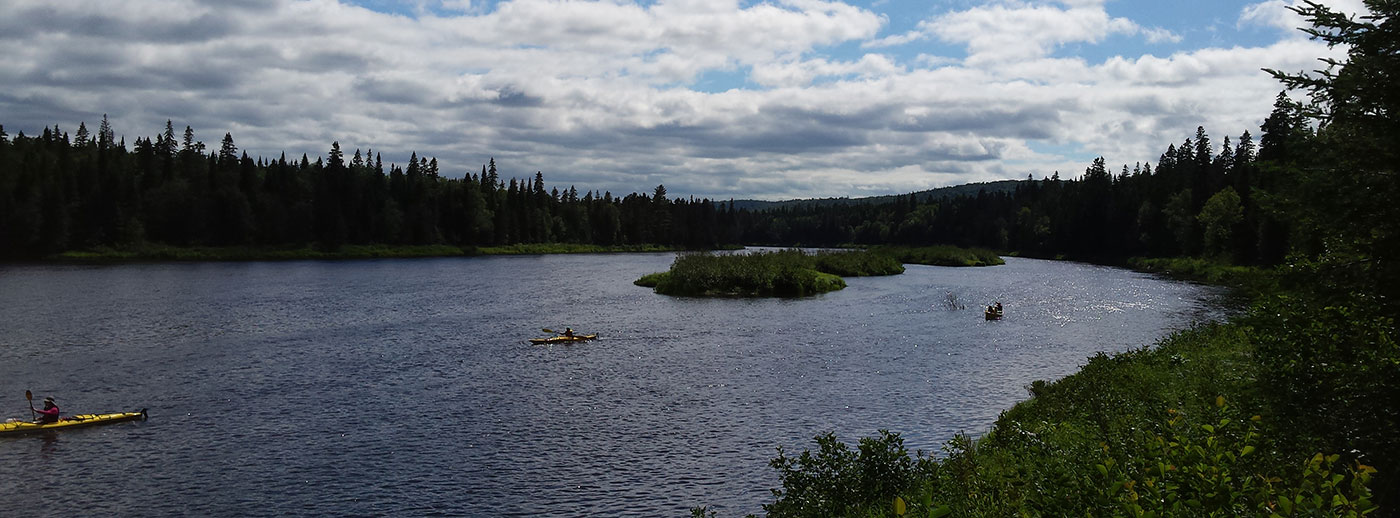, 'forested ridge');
0,99,1322,269
740,120,1279,264
0,120,736,258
